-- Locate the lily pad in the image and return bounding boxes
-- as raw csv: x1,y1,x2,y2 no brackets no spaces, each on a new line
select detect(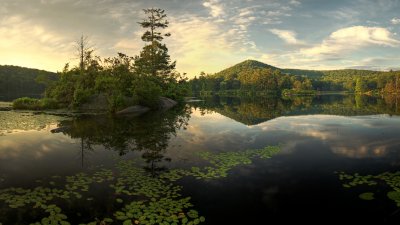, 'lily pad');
359,192,375,200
